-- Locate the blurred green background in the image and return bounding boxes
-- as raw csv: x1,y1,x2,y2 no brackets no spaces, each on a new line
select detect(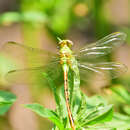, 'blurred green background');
0,0,129,130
